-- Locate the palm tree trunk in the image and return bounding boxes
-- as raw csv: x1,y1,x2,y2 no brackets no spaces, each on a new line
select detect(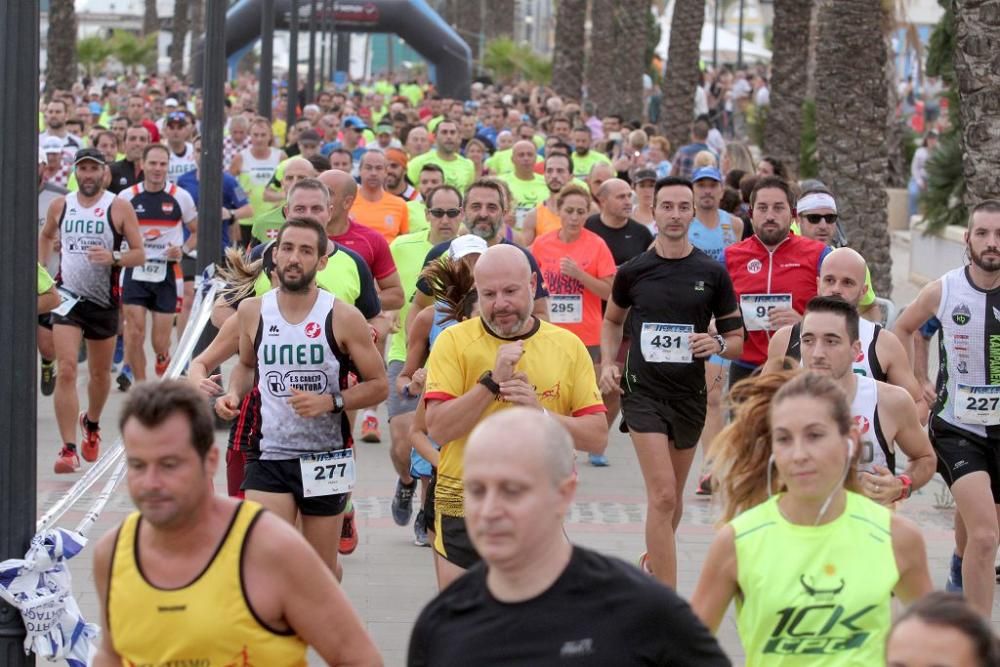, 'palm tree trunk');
454,0,483,68
46,0,78,92
953,0,1000,208
484,0,515,41
764,0,812,177
586,0,617,116
659,0,705,151
143,0,159,36
613,0,649,122
815,0,892,295
170,0,191,79
189,0,205,39
552,0,586,100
